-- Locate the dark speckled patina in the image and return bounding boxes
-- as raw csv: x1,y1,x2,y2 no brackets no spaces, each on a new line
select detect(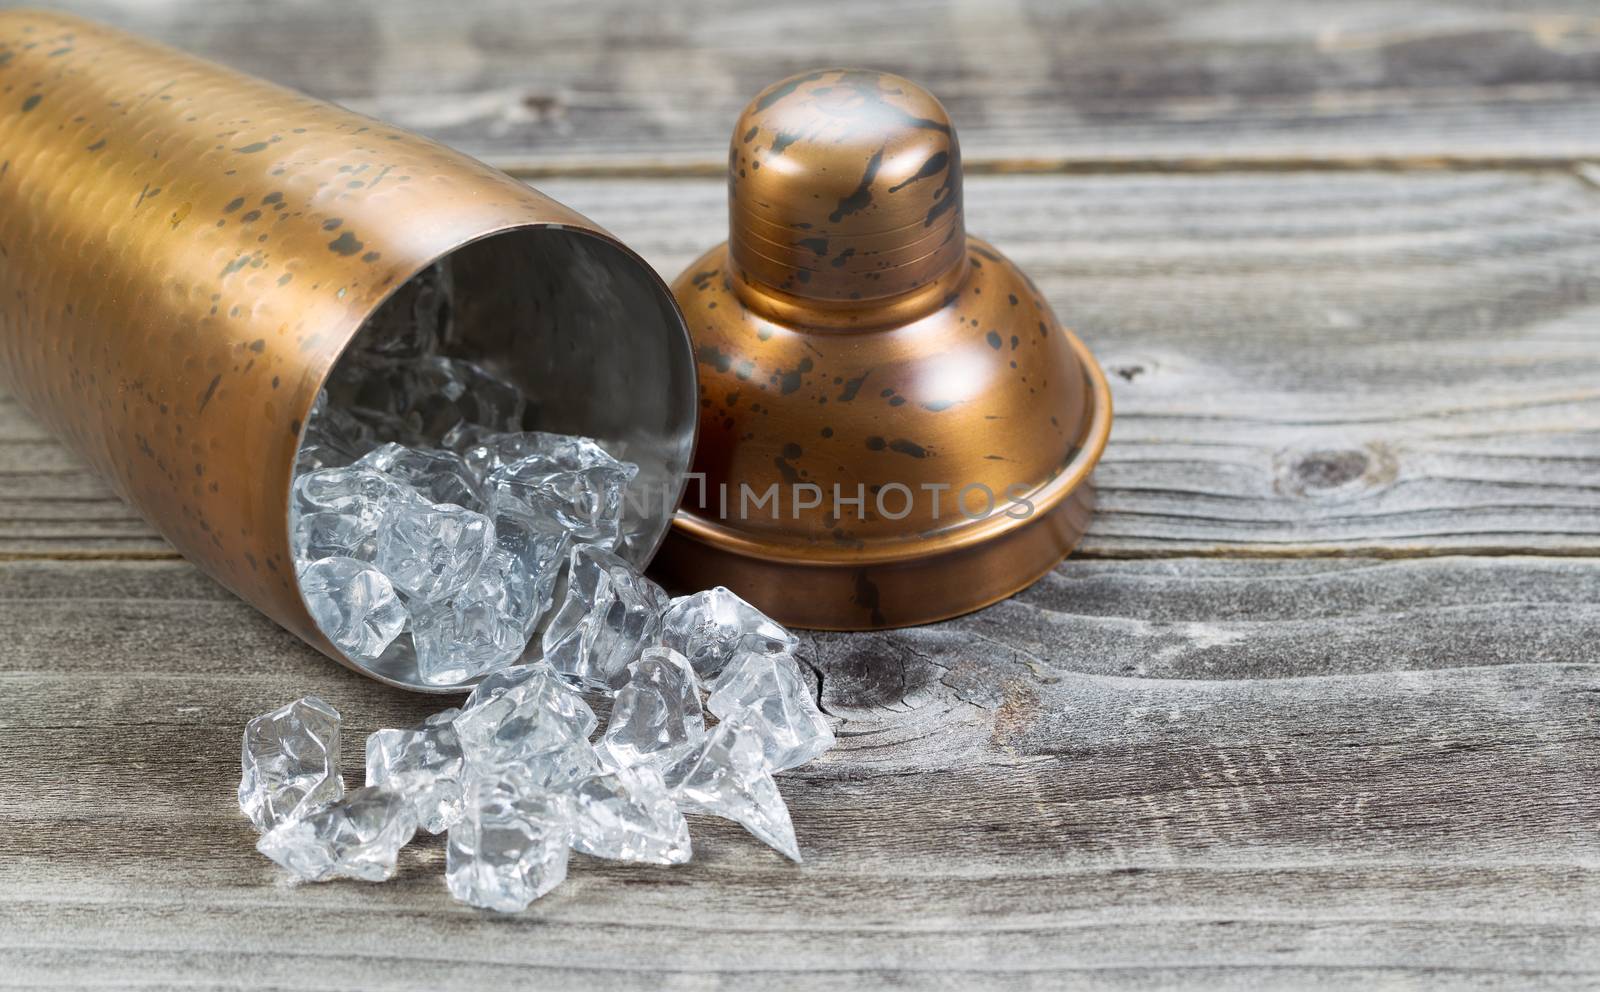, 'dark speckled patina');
657,69,1112,631
0,10,696,691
